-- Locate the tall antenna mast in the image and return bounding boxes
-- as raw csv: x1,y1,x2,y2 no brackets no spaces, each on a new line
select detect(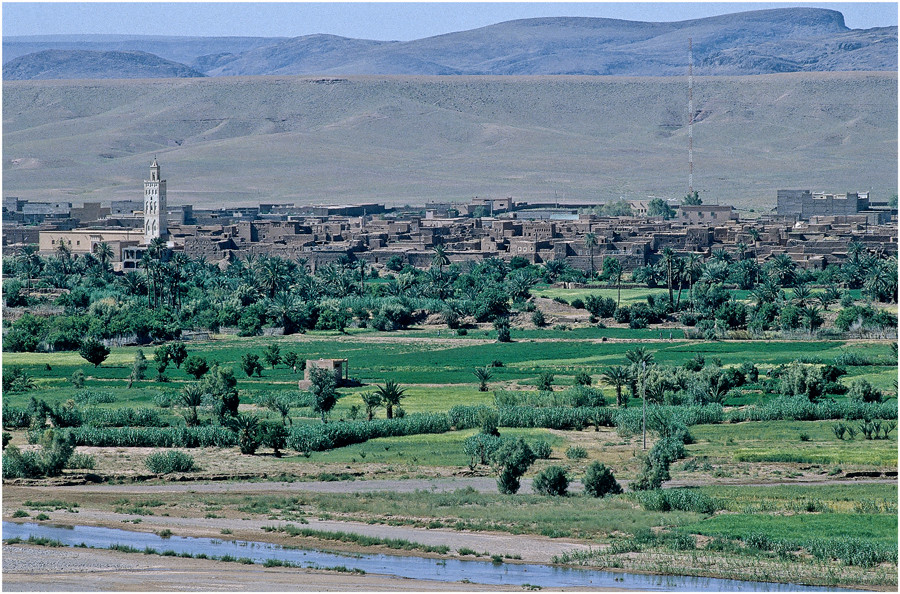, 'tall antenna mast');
688,37,694,195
